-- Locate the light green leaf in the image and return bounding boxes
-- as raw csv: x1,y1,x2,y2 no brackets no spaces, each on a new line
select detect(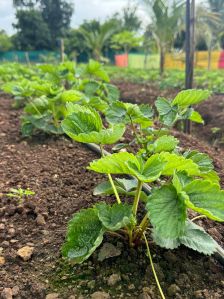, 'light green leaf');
85,60,109,82
172,171,193,193
189,111,204,124
128,154,166,183
63,121,125,144
155,97,179,126
62,103,102,131
88,152,140,175
61,90,84,102
147,185,187,239
155,97,173,115
148,135,179,153
62,208,104,263
183,150,214,173
200,170,220,185
184,180,224,221
172,89,211,108
160,152,200,176
105,84,120,102
95,202,135,231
